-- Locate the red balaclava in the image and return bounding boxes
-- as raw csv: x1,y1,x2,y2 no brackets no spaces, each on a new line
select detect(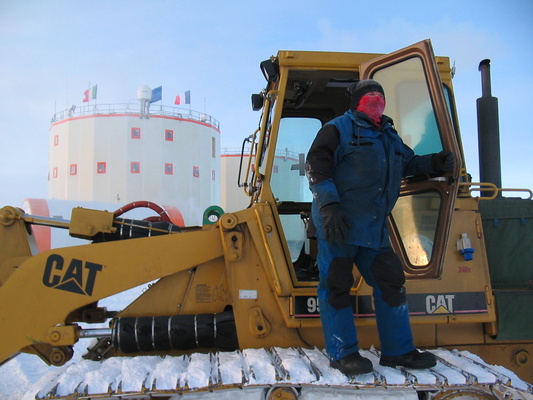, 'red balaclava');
356,93,386,126
348,79,386,126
